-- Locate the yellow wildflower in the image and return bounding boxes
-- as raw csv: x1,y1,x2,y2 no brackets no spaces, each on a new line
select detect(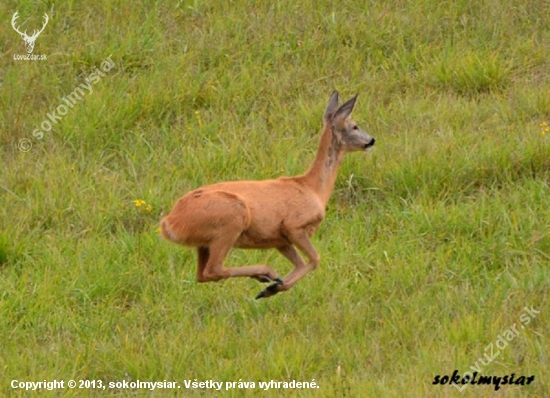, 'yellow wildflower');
133,199,146,207
539,121,550,136
538,122,549,136
133,199,152,212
